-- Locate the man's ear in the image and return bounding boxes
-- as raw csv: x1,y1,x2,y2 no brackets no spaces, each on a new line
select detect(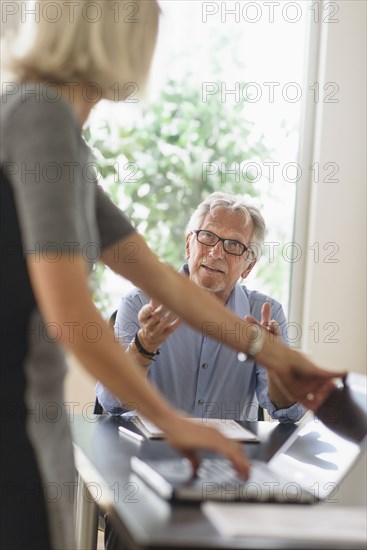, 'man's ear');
185,233,192,260
241,260,256,280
